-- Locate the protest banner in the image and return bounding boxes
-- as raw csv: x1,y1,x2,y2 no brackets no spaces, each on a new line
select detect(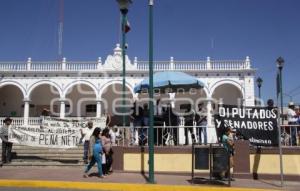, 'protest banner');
7,116,107,148
8,125,81,148
214,105,278,146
